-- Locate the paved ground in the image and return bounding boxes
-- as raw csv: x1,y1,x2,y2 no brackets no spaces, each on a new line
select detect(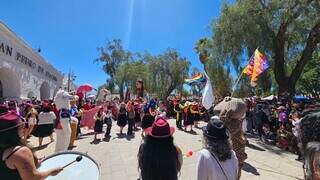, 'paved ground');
29,120,304,180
